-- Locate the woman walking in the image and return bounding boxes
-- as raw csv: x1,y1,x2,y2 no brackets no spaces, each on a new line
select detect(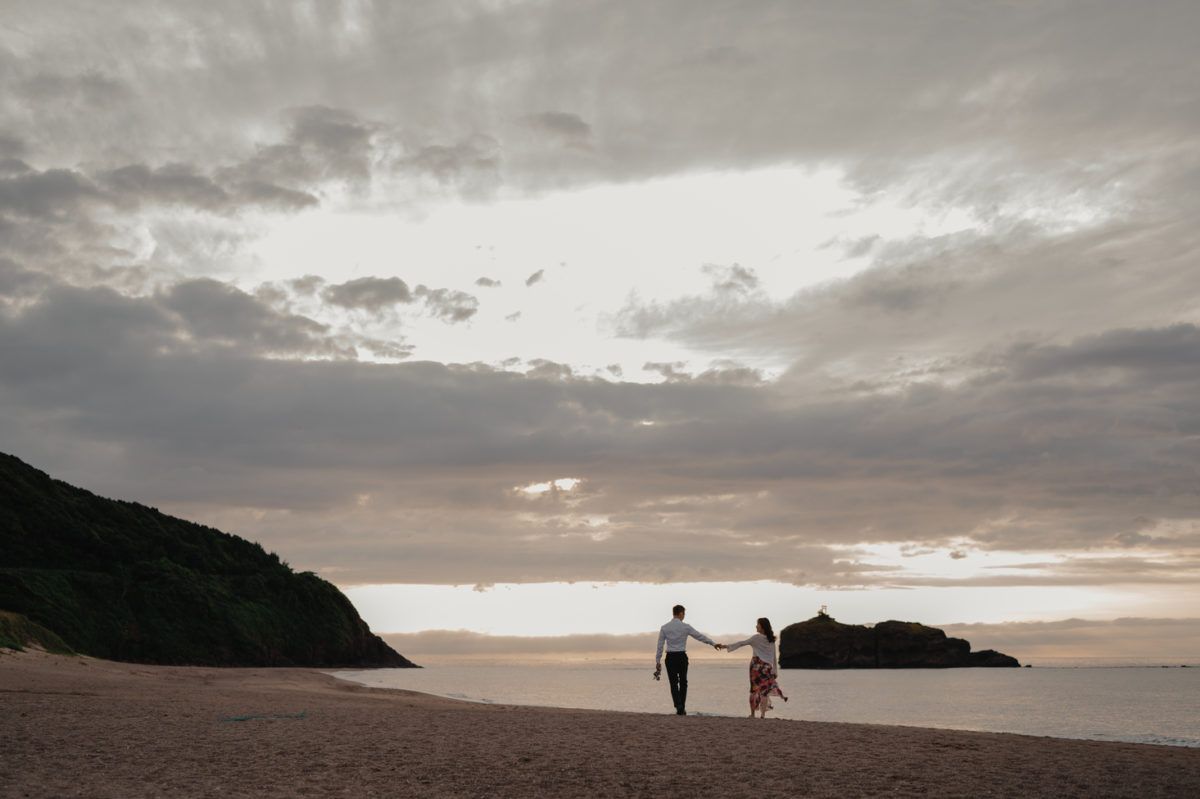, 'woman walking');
724,617,788,718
